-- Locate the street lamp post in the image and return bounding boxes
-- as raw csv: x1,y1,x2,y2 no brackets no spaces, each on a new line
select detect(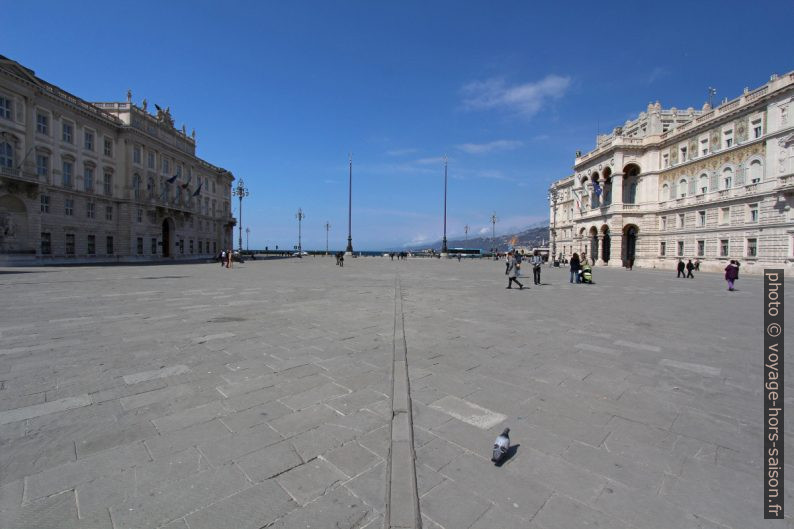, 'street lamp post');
296,208,305,257
464,224,469,243
490,213,498,259
549,188,558,265
345,154,354,256
246,227,250,252
324,222,331,255
232,179,249,253
441,155,448,257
